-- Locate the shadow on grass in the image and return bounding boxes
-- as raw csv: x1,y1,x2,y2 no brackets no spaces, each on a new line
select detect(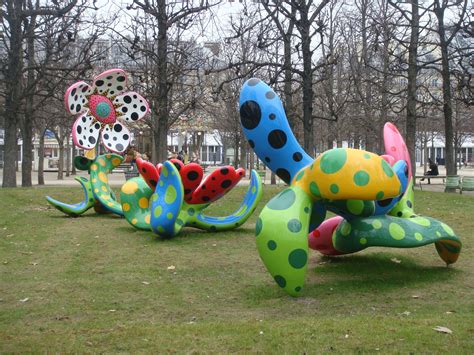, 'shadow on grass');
47,212,123,219
112,224,253,242
246,252,462,302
